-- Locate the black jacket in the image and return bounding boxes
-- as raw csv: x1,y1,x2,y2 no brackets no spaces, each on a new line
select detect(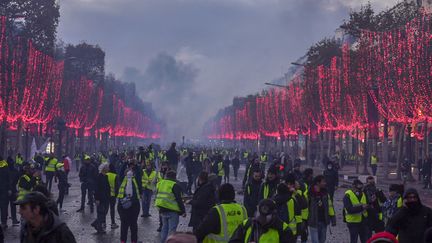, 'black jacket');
259,179,278,201
308,188,335,227
56,171,68,191
229,217,295,243
166,147,179,166
188,182,216,228
0,161,10,195
243,179,262,217
79,163,97,185
20,210,76,243
94,173,111,202
323,168,338,190
387,189,432,243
